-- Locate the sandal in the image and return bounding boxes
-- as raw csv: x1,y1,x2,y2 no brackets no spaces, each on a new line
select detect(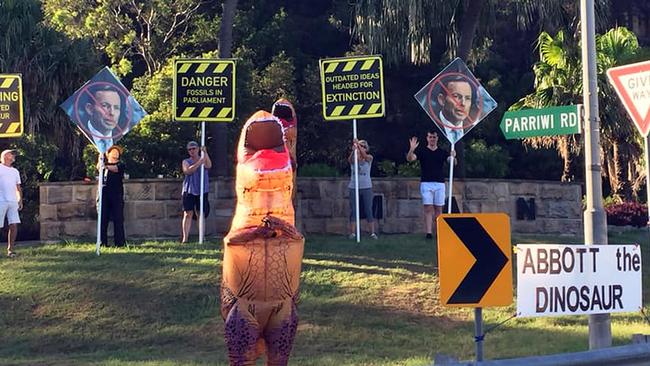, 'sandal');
7,251,16,258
